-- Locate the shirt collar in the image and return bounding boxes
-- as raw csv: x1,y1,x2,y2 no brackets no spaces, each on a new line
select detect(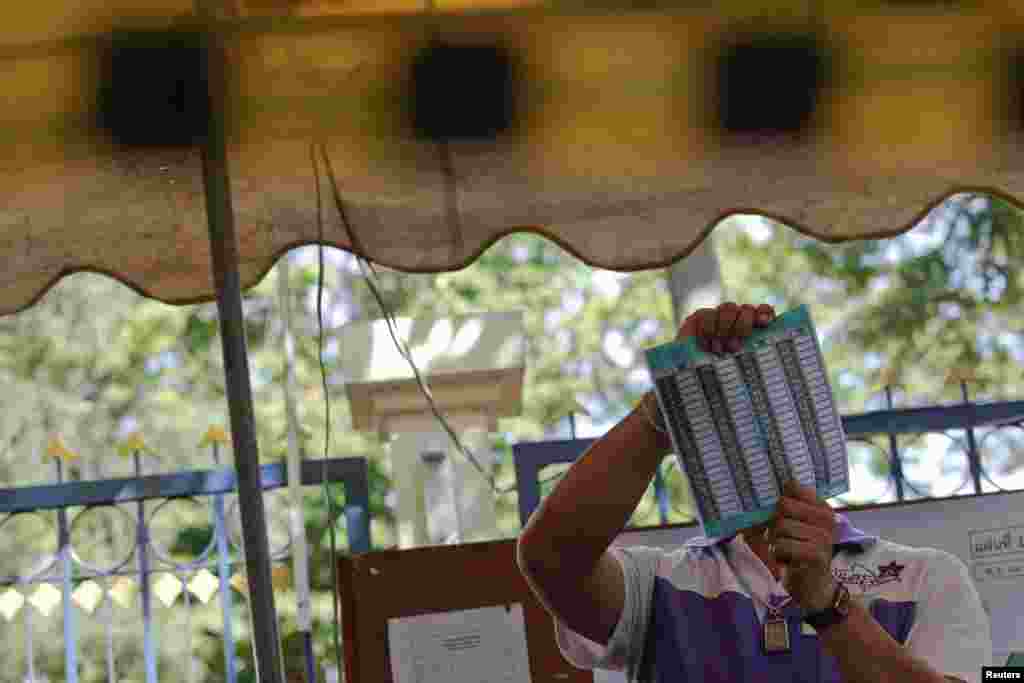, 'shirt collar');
686,513,878,552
